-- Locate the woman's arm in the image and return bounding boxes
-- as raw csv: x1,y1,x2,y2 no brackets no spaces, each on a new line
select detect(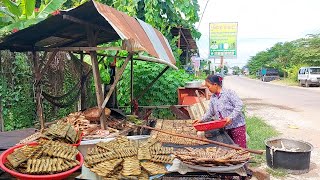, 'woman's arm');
228,90,243,120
